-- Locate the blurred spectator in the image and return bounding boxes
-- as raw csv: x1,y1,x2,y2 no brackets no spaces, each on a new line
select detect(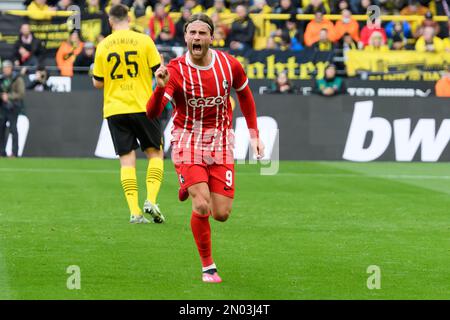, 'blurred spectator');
0,60,25,158
227,5,256,51
74,42,95,73
334,9,360,42
184,0,205,14
249,0,272,13
130,0,152,33
26,65,53,91
444,33,450,52
171,0,184,11
229,0,252,11
433,0,450,38
200,0,215,10
266,36,277,49
122,0,136,6
378,0,406,14
267,30,292,50
312,28,335,51
211,12,230,48
105,0,122,14
385,20,412,39
353,0,372,15
359,18,387,48
27,0,56,20
339,32,358,53
304,11,336,47
315,64,344,96
174,7,192,45
56,30,84,77
435,65,450,97
303,0,330,14
400,0,429,15
56,0,72,10
400,0,430,34
414,11,440,39
149,3,176,45
331,0,350,14
159,0,175,12
273,0,299,29
415,25,445,52
386,21,409,49
270,71,295,93
84,0,103,14
278,32,293,51
131,0,152,18
13,23,44,67
206,0,231,15
364,31,390,51
285,15,304,51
